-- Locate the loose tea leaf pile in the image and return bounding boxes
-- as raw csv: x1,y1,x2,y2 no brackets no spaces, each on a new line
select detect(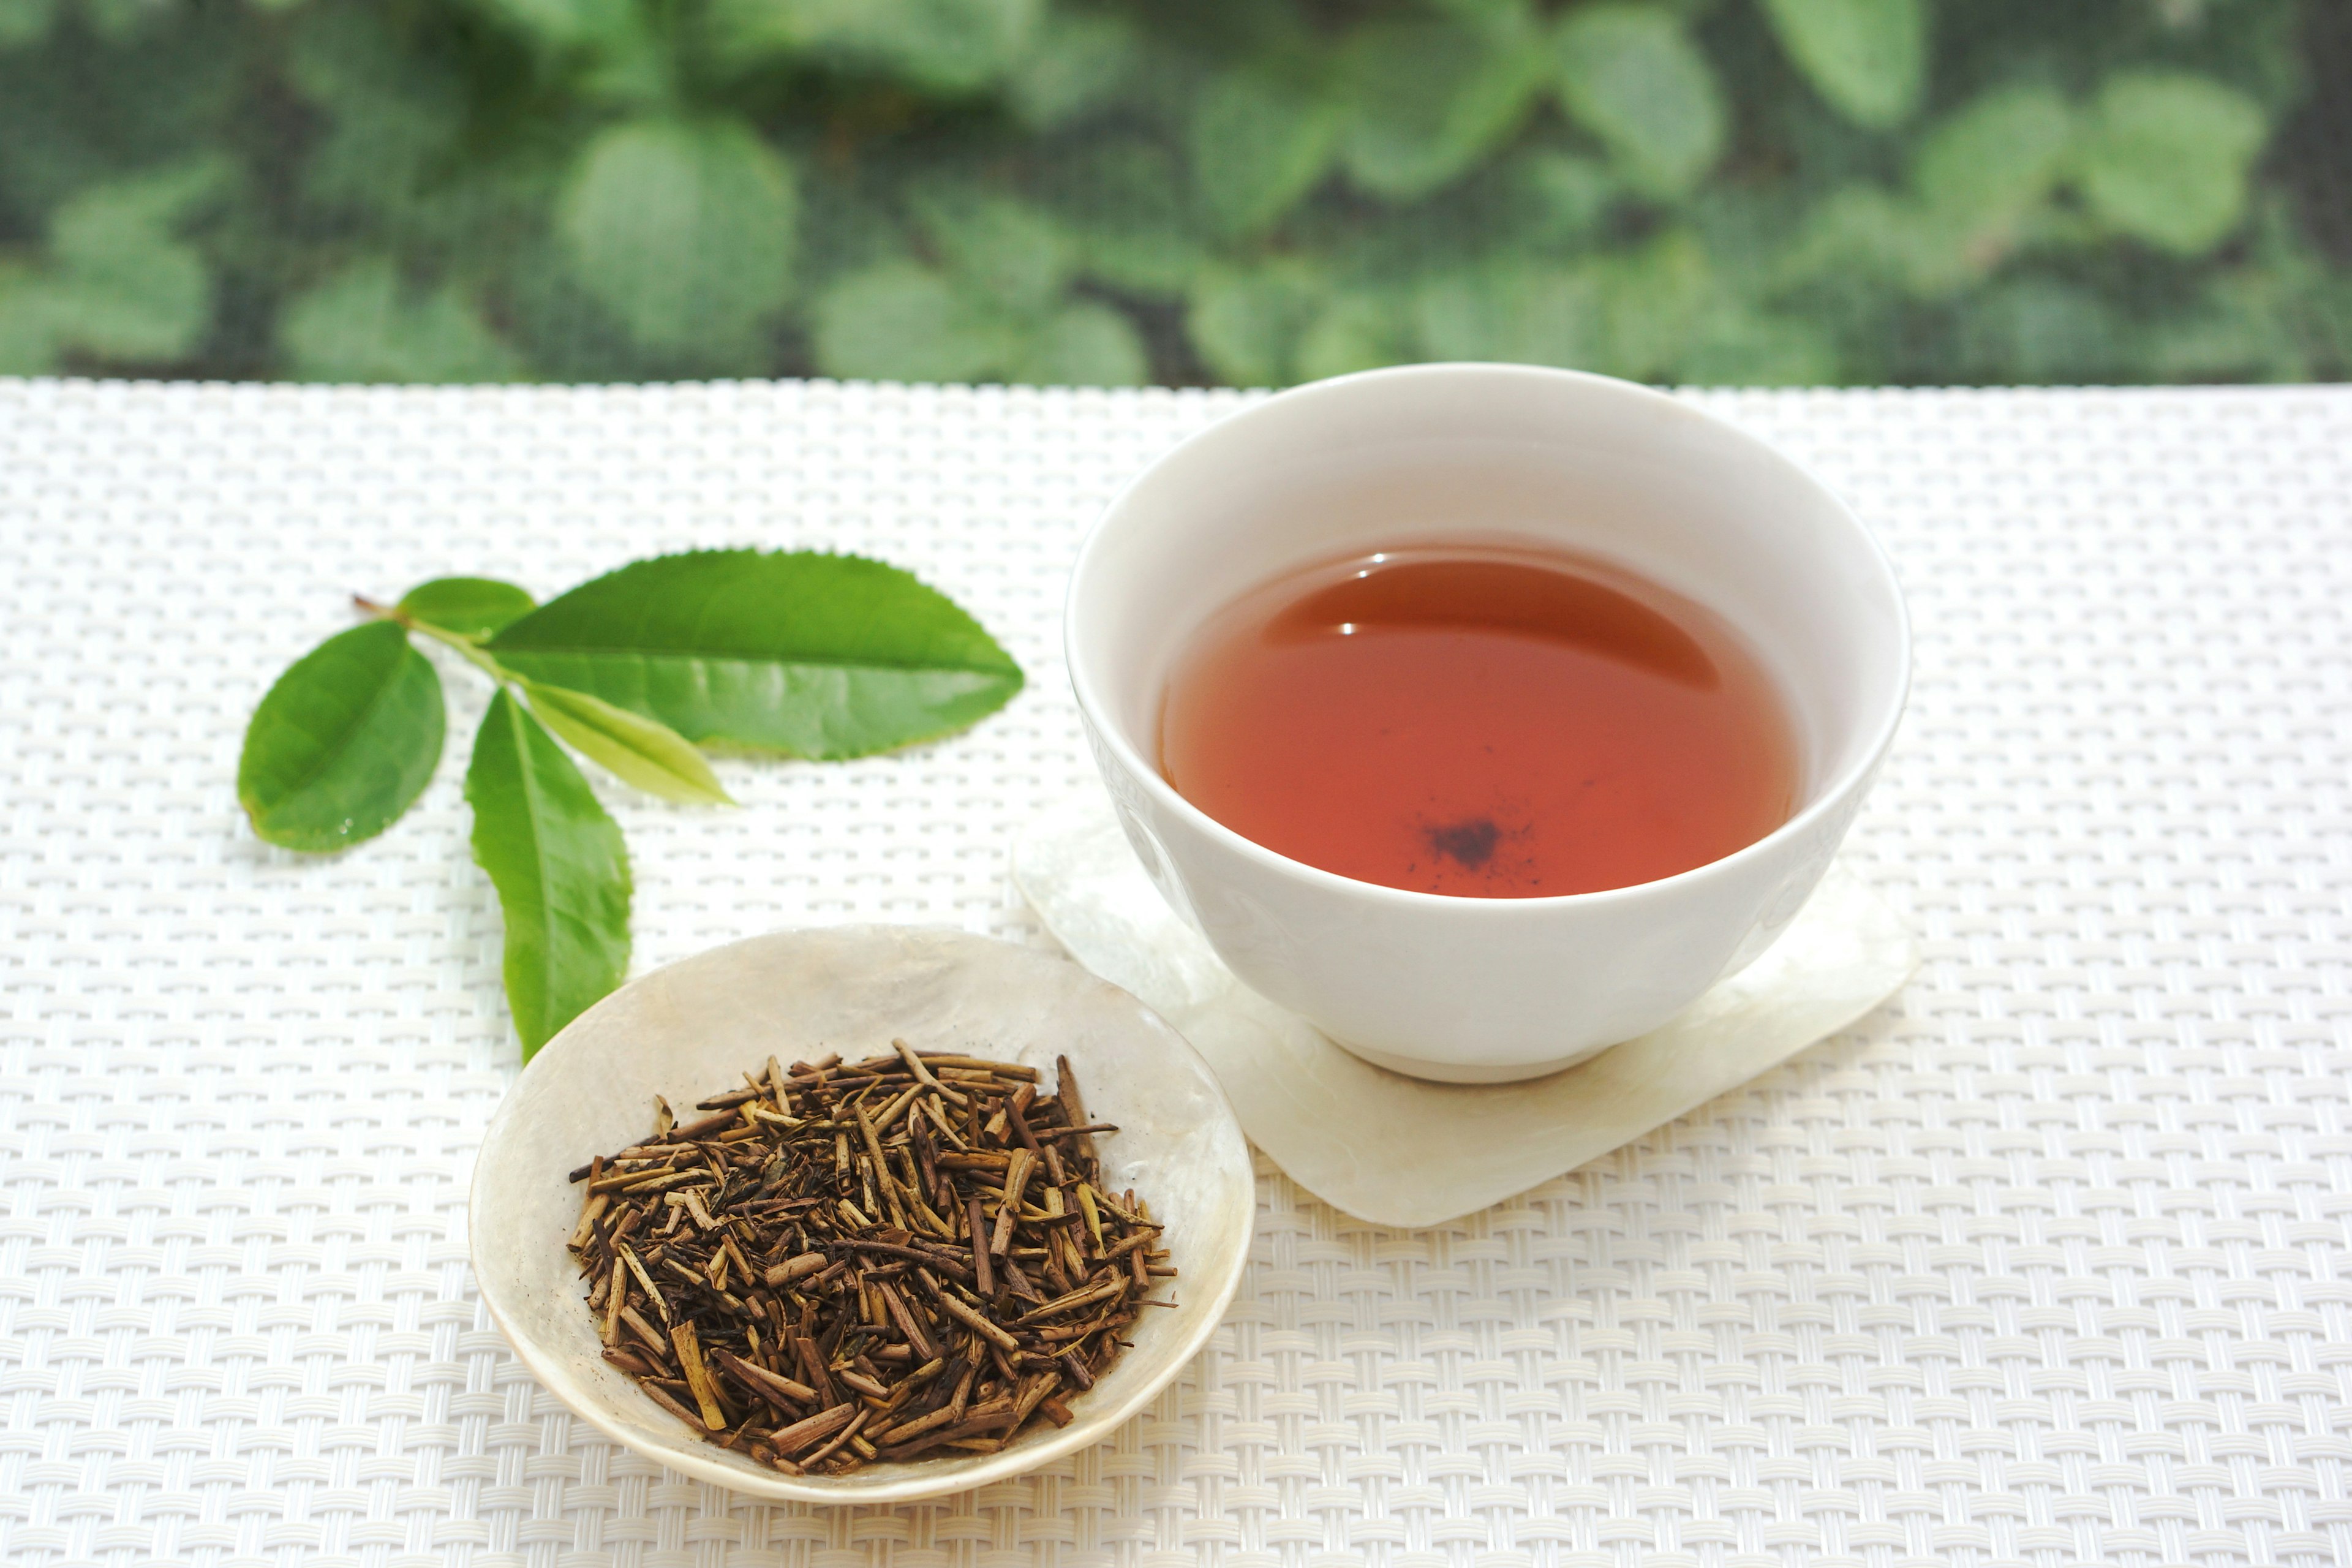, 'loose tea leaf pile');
567,1043,1174,1473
